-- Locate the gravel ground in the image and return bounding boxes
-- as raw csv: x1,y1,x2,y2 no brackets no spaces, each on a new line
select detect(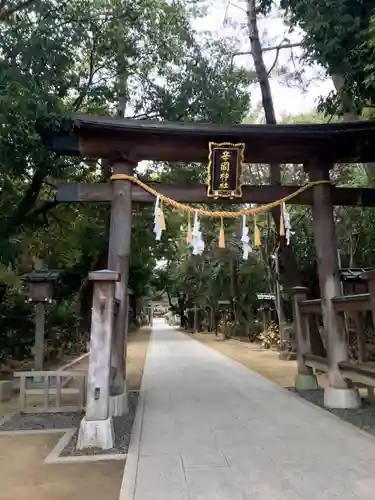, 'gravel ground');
289,387,375,436
0,391,139,457
61,391,138,456
0,411,83,430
